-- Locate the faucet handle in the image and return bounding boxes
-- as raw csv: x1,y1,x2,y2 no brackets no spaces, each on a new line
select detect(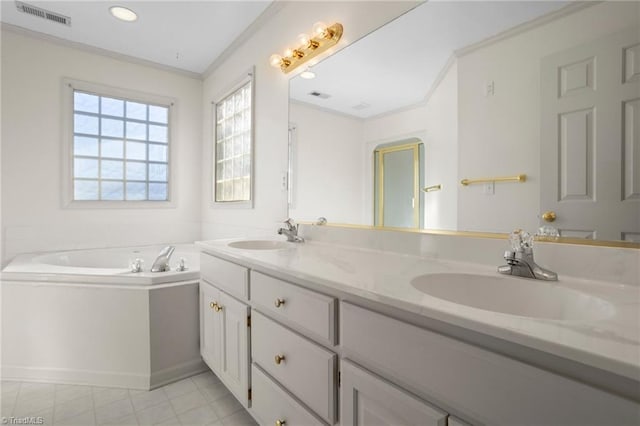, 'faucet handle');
282,218,297,230
509,229,533,252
